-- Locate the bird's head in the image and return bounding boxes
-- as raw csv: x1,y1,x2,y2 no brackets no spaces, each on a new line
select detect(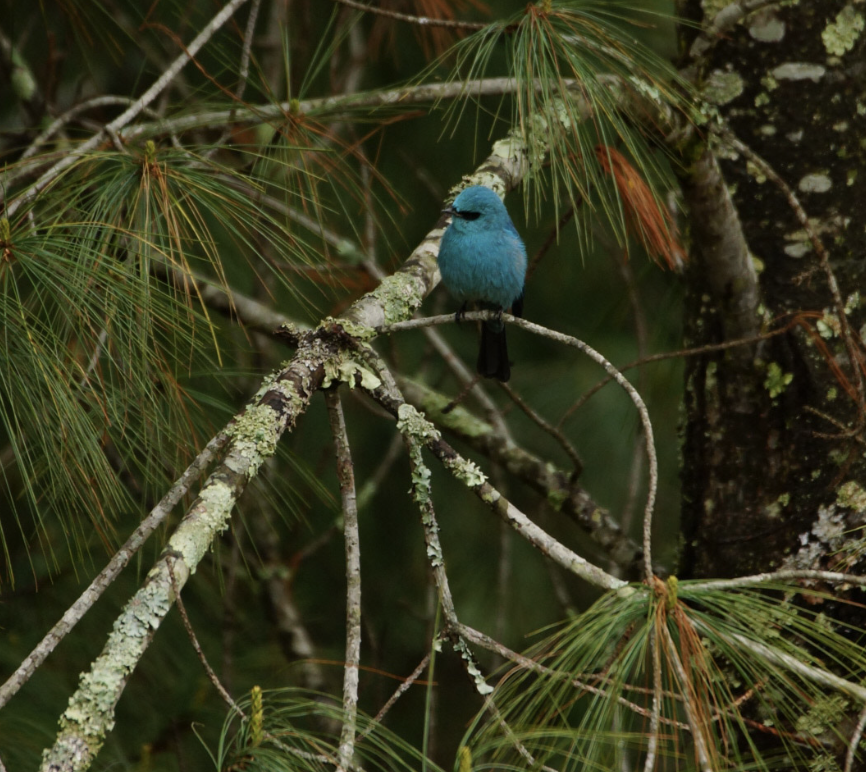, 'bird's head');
442,186,508,233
